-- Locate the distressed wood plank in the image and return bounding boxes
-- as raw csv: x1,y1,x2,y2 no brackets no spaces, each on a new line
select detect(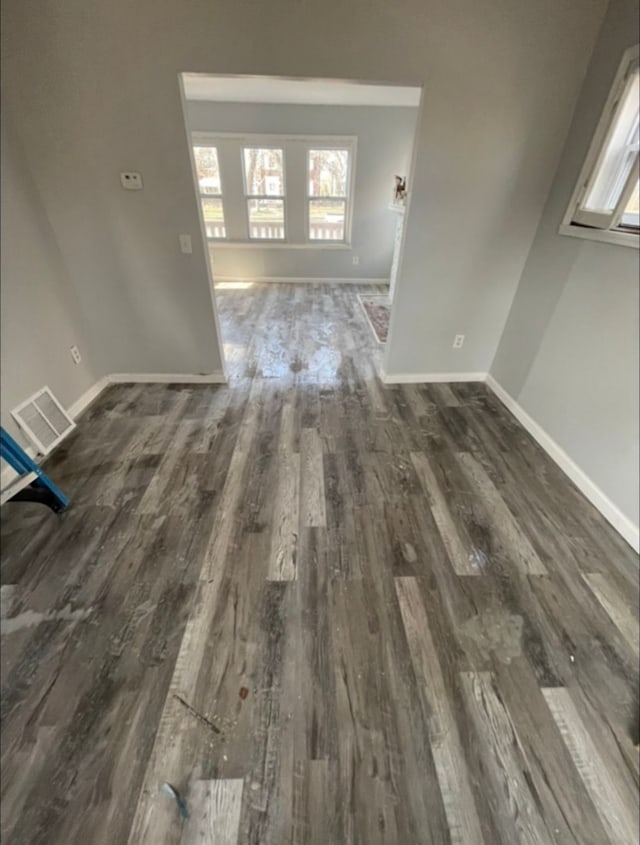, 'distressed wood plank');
181,779,243,845
299,428,326,528
582,572,639,656
410,451,481,575
395,577,486,845
460,671,557,845
493,659,612,845
543,687,639,845
456,452,547,575
268,452,300,581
